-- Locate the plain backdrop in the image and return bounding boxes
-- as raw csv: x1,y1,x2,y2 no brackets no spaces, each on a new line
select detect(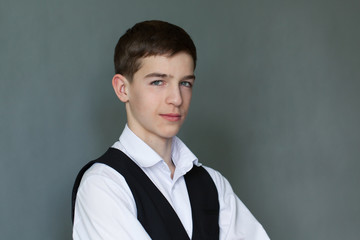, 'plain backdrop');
1,0,359,239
